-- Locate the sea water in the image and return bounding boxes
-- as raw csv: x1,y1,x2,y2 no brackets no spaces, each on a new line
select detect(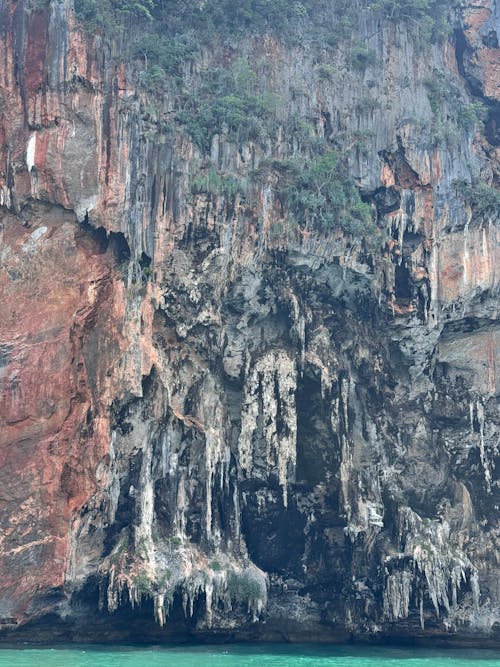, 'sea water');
0,644,498,667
